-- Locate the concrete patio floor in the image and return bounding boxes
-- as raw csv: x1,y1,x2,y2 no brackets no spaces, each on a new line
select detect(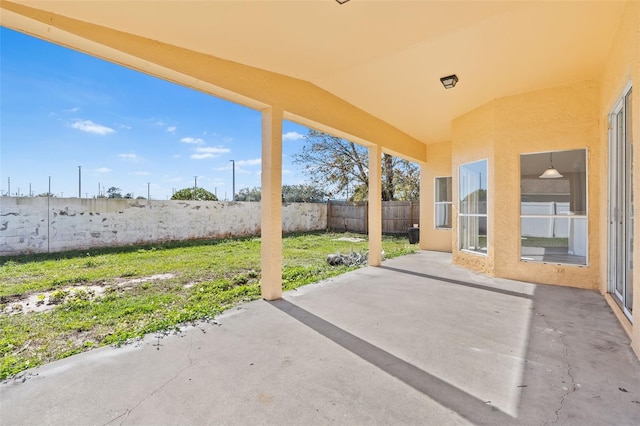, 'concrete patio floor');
1,251,639,425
